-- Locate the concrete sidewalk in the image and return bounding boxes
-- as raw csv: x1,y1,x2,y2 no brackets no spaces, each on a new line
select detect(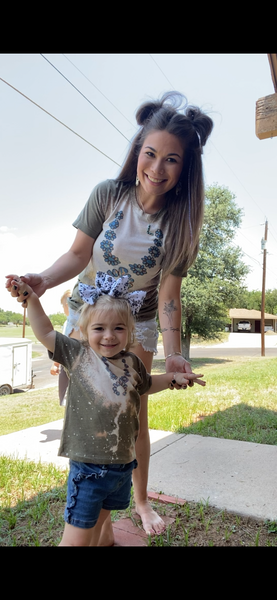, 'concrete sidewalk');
0,421,276,522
